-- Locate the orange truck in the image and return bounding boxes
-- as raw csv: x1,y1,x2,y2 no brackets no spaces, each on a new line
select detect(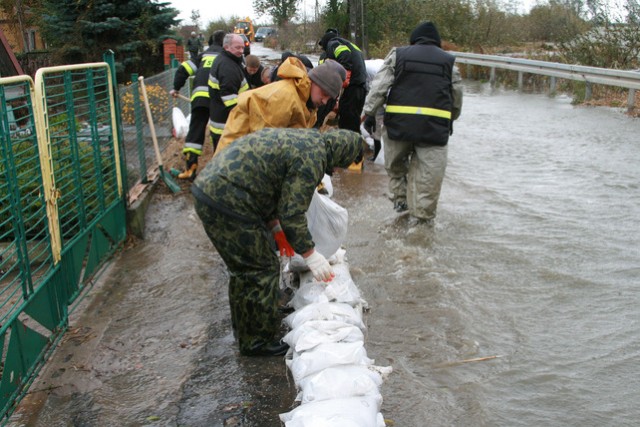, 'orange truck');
233,17,255,42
